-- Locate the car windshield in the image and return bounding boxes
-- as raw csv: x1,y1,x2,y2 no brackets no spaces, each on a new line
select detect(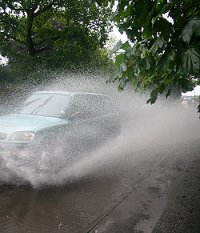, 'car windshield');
15,93,71,118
